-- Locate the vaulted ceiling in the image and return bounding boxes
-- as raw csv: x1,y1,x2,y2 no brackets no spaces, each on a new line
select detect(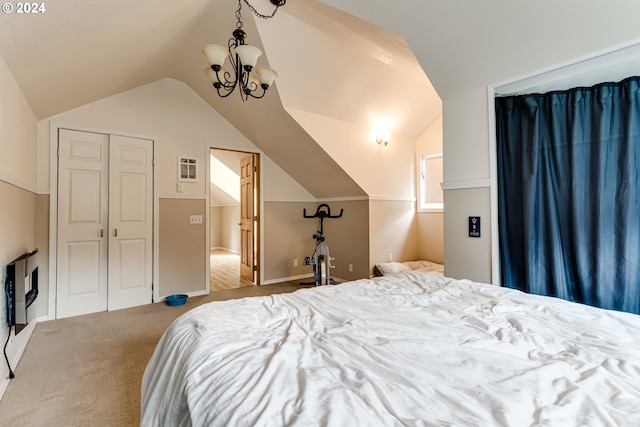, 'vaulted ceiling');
0,0,440,199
